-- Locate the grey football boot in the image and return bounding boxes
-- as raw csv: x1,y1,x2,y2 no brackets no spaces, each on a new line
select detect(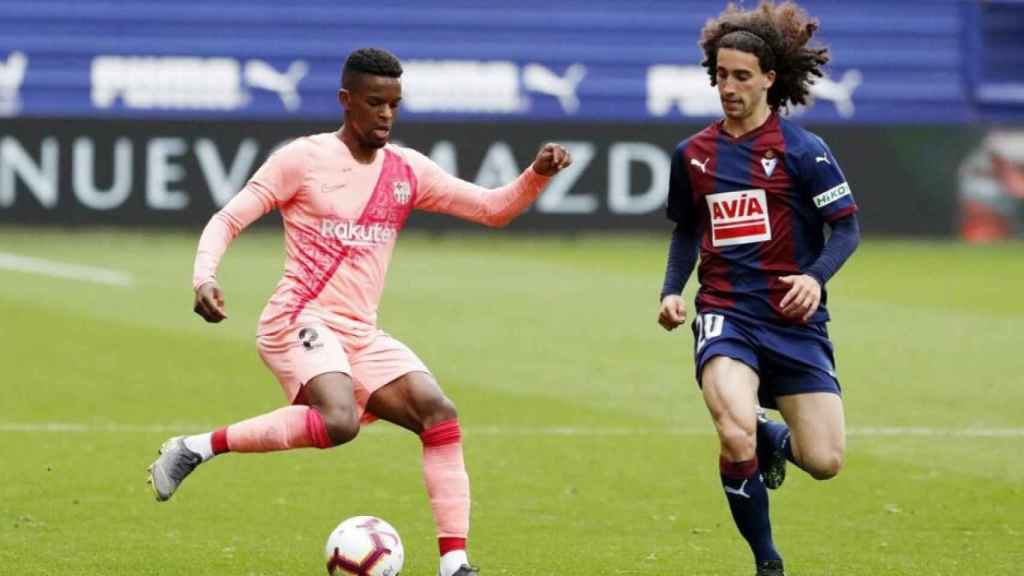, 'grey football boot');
448,565,479,576
147,436,203,501
756,408,788,490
